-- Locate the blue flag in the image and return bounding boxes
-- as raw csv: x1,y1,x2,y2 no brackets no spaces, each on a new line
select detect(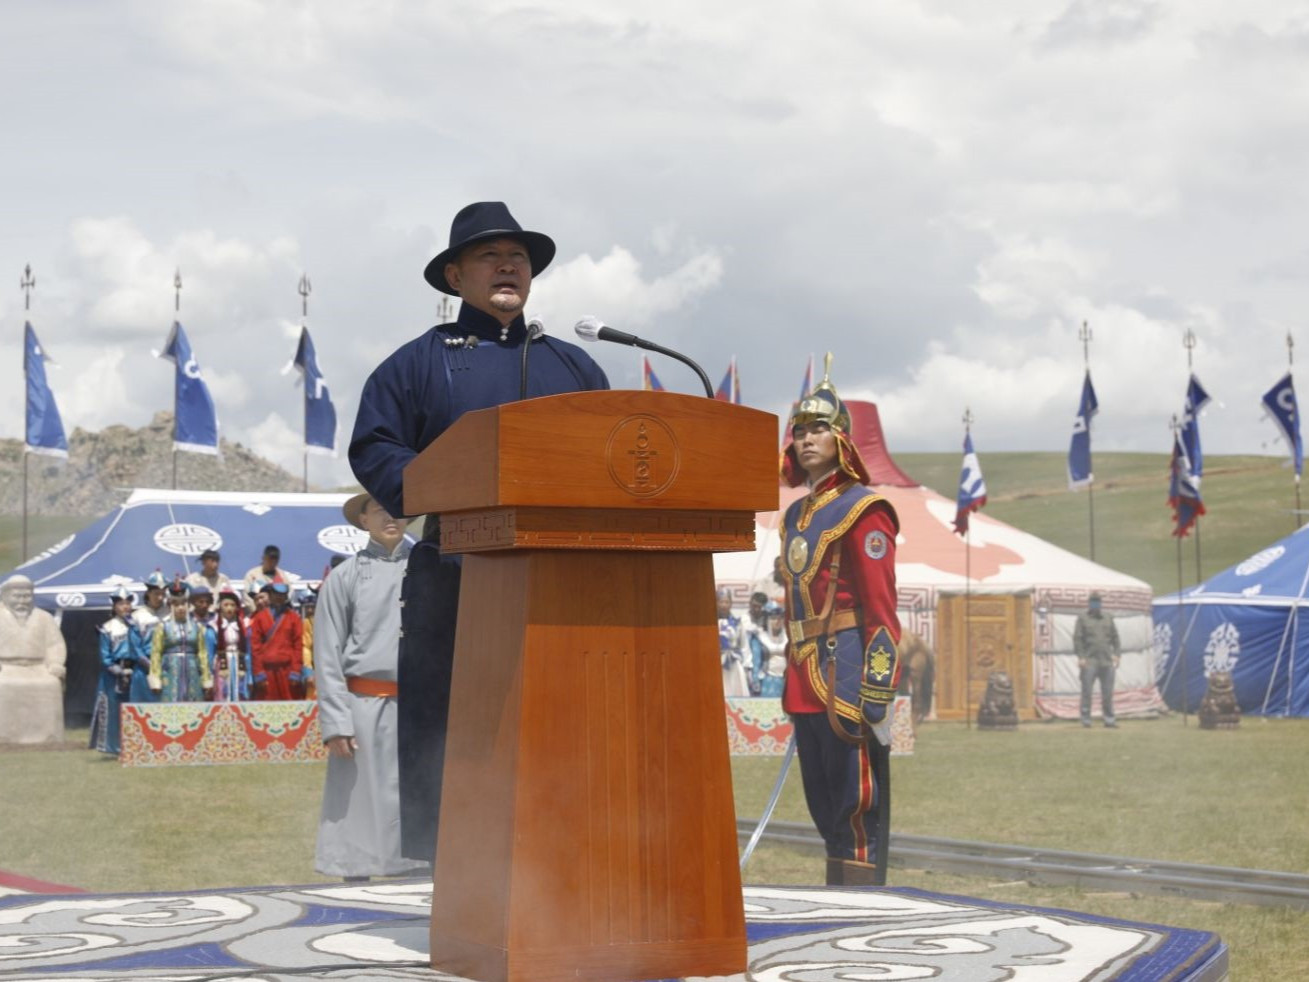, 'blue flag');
1261,372,1302,478
287,326,337,455
24,323,68,458
953,431,988,536
1168,428,1205,537
1067,371,1098,489
1180,374,1211,480
158,321,219,454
